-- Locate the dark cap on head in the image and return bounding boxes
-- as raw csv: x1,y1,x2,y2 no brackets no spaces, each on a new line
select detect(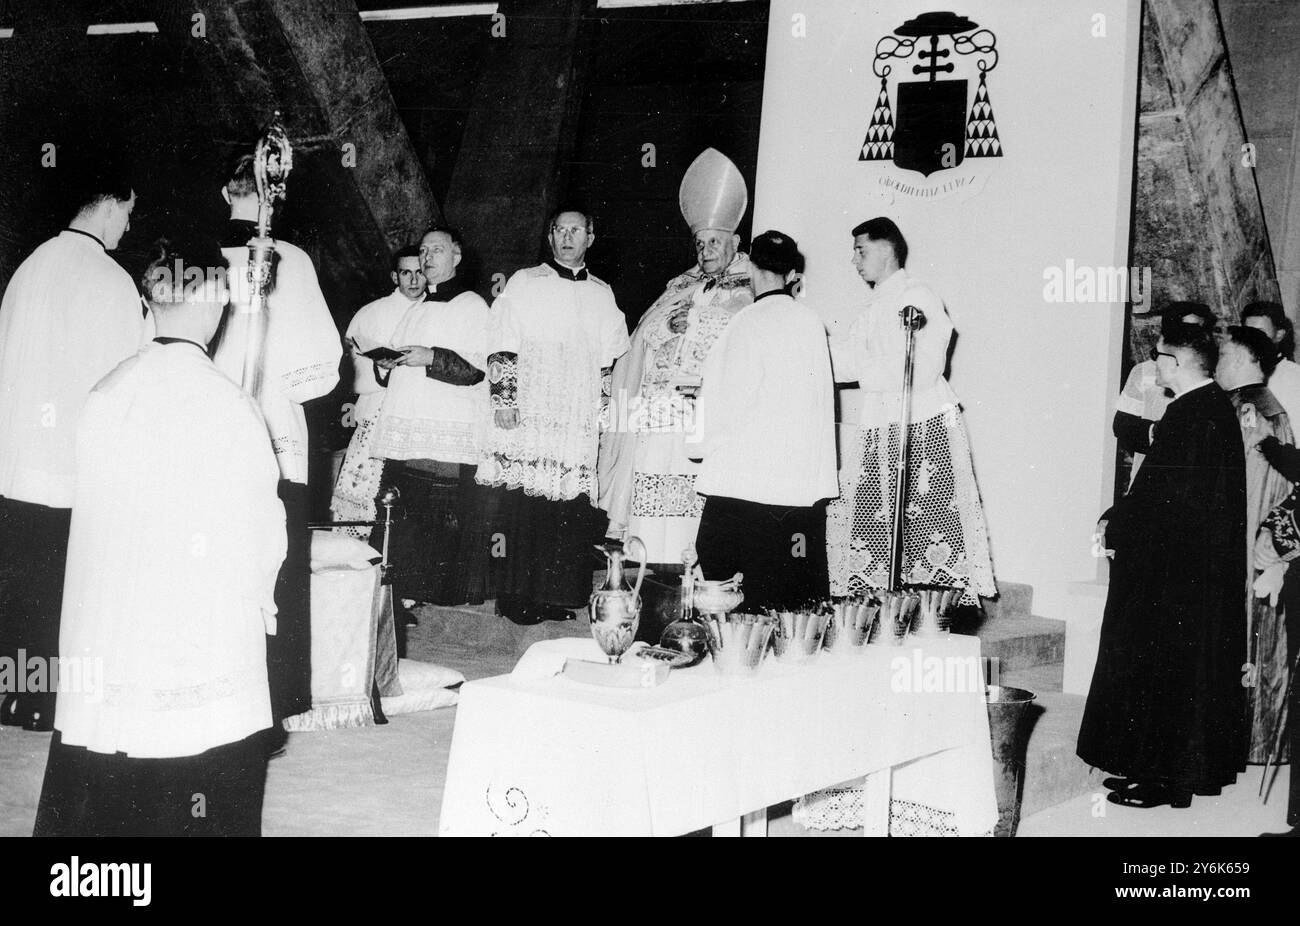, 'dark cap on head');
749,230,805,277
1160,301,1215,330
